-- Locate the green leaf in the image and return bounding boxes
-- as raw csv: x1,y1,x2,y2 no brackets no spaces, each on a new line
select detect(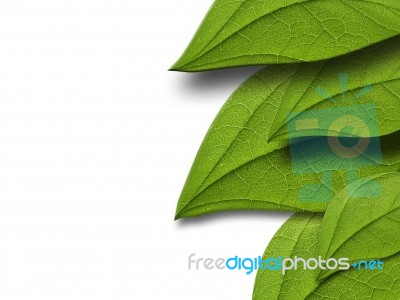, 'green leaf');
306,253,400,299
176,39,400,219
253,213,400,299
171,0,400,71
253,213,322,300
317,172,400,280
